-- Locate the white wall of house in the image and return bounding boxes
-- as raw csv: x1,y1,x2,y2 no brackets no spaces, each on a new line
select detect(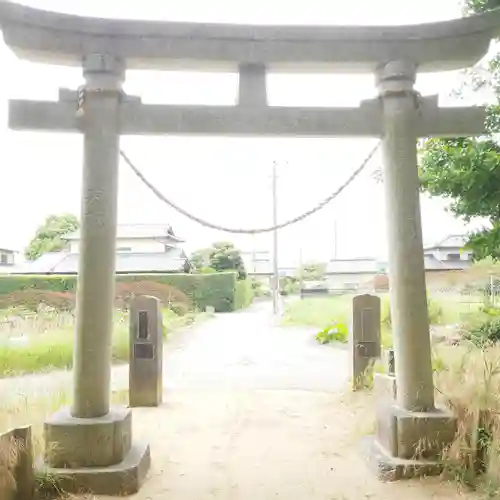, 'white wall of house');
0,250,15,266
326,273,376,290
426,248,472,262
70,238,172,254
